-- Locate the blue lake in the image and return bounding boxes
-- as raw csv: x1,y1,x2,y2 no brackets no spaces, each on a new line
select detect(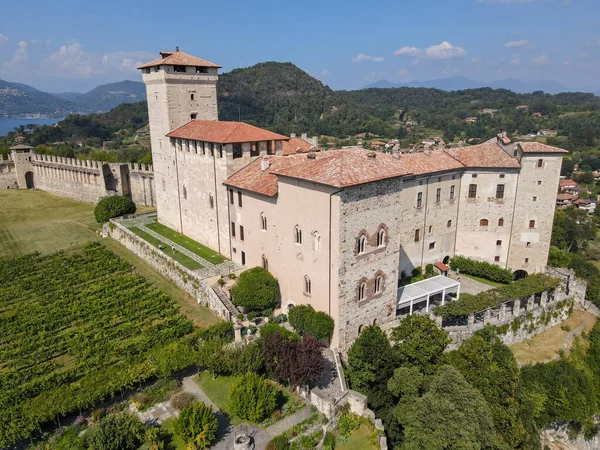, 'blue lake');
0,118,62,137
